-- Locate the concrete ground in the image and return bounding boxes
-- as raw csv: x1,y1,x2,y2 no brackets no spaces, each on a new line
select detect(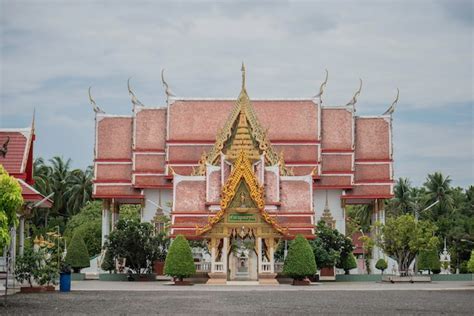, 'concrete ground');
1,281,473,315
